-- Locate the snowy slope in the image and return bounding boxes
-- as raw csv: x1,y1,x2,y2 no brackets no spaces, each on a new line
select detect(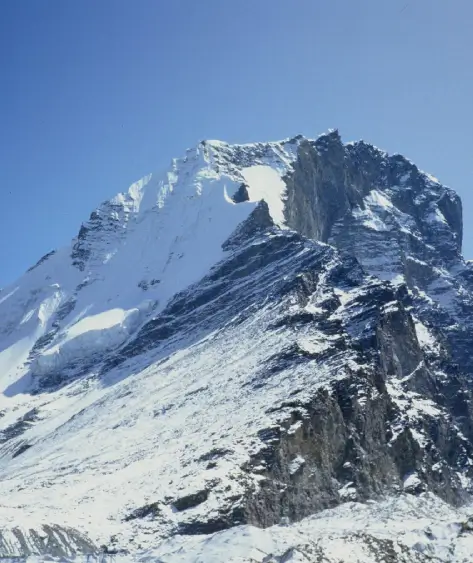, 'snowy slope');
6,495,473,562
1,132,473,561
0,234,361,547
126,494,473,563
0,139,300,393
